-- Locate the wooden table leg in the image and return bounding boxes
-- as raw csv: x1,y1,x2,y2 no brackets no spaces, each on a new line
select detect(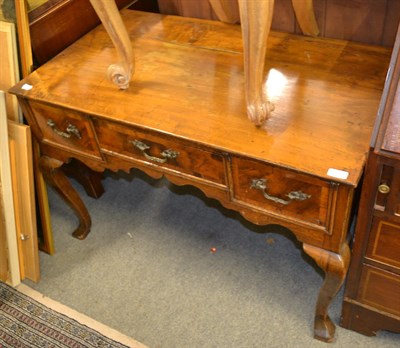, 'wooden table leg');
303,243,350,342
210,0,274,125
237,0,275,126
62,160,104,199
39,156,91,240
88,0,134,89
210,0,319,126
